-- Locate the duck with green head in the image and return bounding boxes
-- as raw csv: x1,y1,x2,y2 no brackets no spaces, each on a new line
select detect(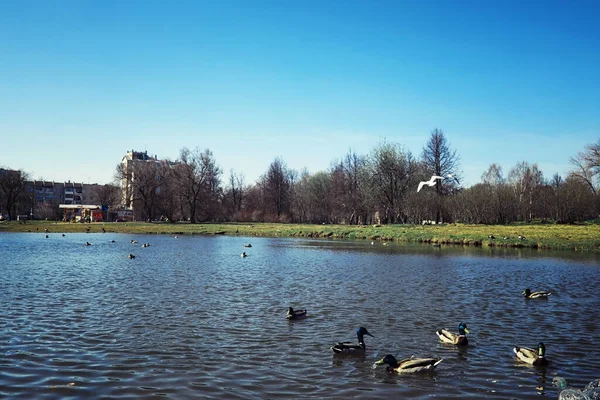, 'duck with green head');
522,288,551,299
436,322,470,346
513,342,549,366
330,327,373,354
374,355,443,373
286,307,307,320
